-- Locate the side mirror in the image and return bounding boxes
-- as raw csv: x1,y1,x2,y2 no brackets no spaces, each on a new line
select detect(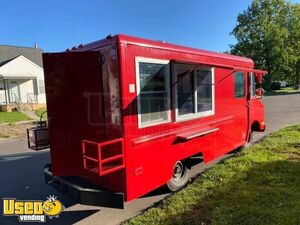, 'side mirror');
255,88,263,98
